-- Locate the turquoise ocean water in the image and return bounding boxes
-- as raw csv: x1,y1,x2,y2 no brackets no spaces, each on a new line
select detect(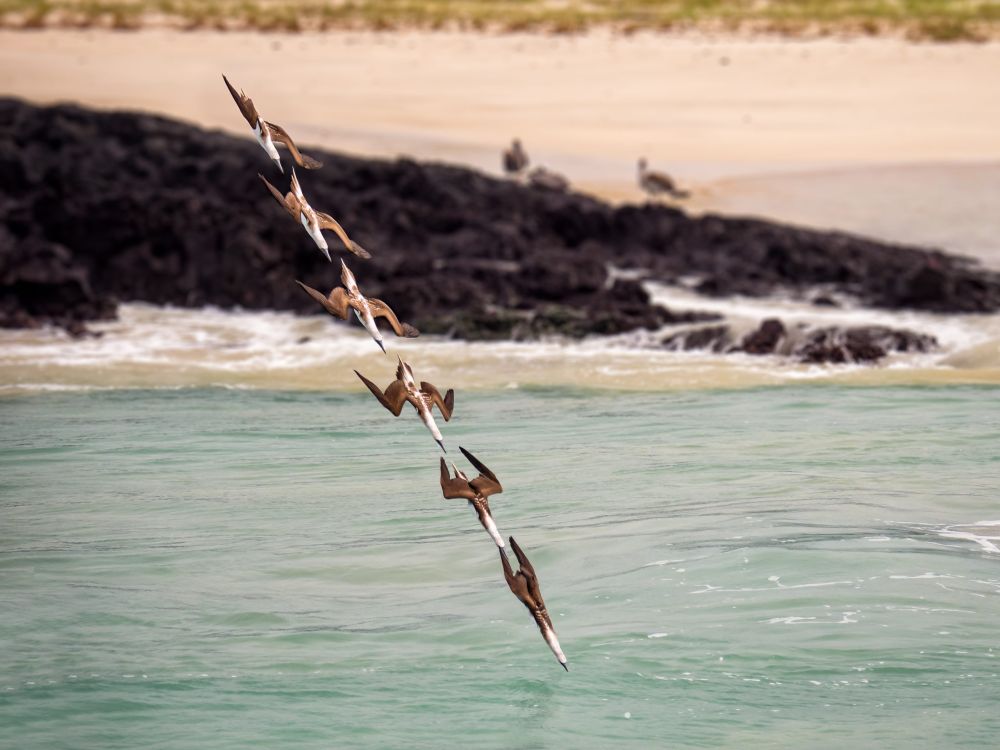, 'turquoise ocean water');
1,385,999,748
